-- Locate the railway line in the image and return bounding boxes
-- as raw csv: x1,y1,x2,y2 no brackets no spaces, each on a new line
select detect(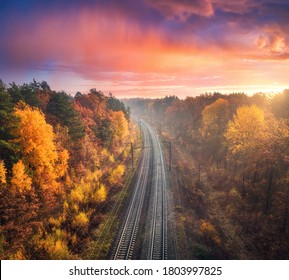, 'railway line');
111,120,168,260
146,123,167,260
